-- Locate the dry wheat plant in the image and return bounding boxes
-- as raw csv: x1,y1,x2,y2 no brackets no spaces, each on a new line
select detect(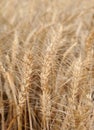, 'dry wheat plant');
1,0,94,130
